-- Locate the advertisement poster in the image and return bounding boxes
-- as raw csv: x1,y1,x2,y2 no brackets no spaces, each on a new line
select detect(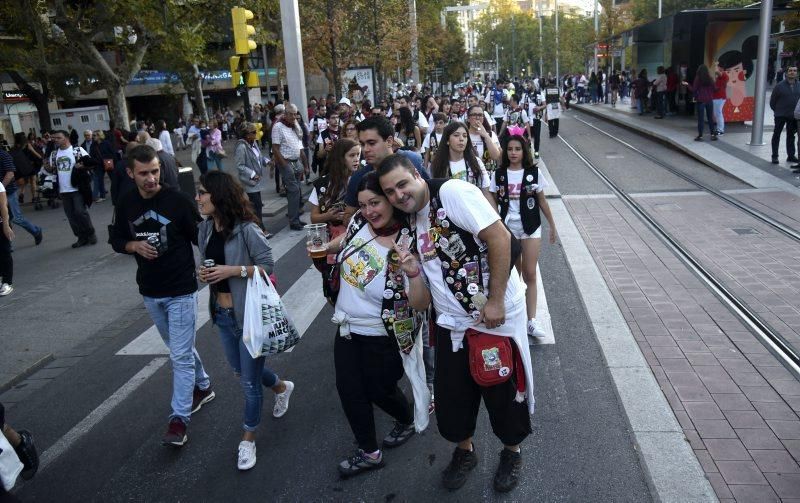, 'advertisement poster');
341,67,375,105
705,21,758,123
